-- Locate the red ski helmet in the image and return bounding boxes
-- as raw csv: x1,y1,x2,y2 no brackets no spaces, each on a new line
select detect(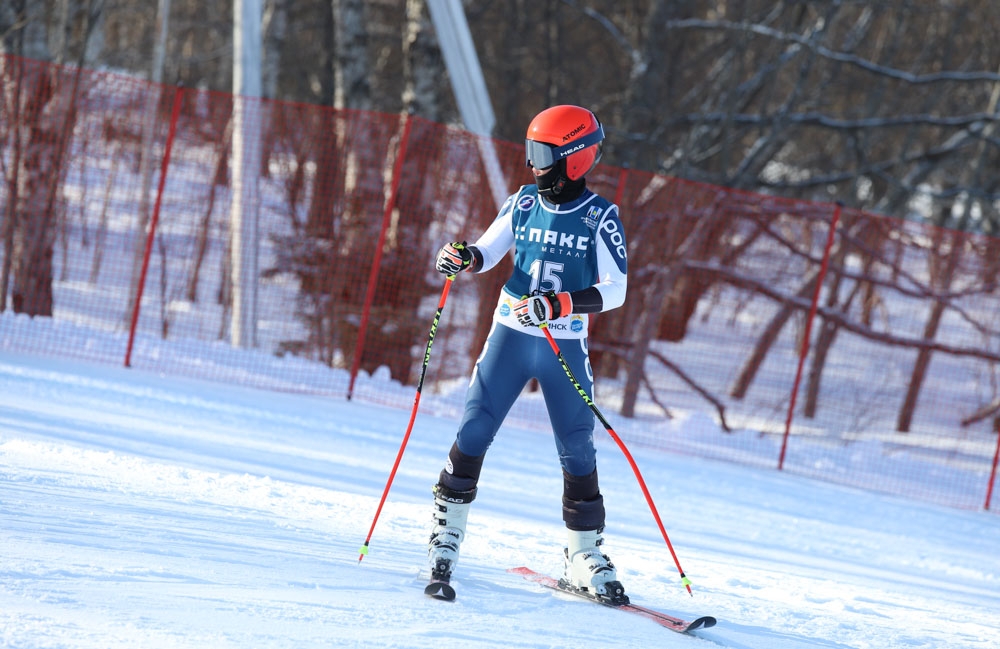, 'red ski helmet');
525,105,605,181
